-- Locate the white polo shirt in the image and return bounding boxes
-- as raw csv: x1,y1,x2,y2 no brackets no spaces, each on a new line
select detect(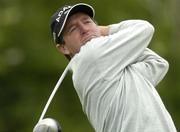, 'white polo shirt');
69,20,177,132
